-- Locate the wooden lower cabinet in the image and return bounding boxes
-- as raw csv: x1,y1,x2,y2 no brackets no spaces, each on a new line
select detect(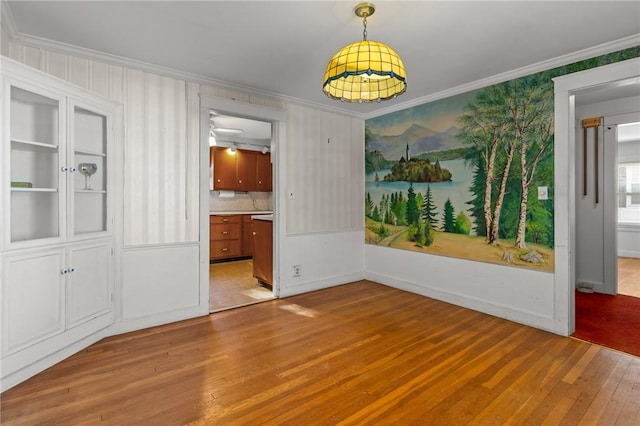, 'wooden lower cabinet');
242,215,254,256
252,219,273,286
209,214,260,261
